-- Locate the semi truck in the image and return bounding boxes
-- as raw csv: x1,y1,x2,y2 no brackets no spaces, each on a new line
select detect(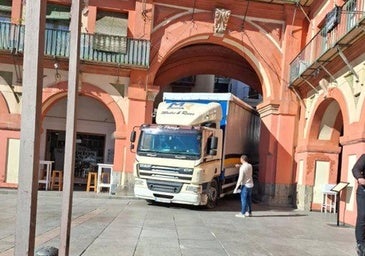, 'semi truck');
130,92,260,208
